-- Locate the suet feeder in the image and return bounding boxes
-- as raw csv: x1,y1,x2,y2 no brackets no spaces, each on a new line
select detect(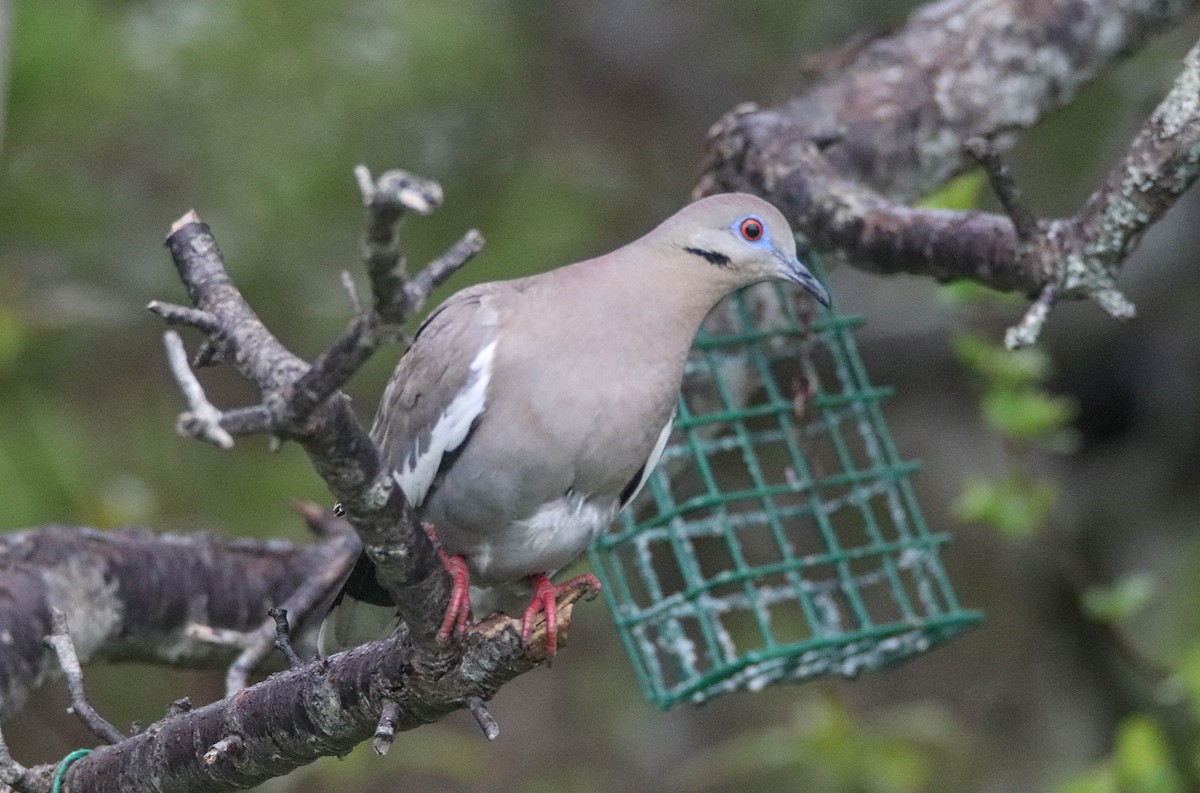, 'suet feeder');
589,252,982,709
